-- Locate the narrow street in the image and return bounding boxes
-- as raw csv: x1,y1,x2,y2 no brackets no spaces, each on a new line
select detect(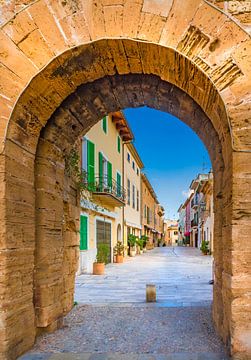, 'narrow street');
20,247,229,359
75,246,213,306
